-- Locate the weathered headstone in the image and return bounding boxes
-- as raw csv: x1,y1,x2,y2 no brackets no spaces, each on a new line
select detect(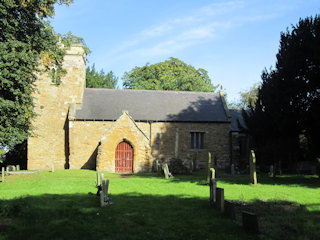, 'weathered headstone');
269,165,274,177
210,168,215,179
155,160,159,172
1,167,4,182
242,211,259,233
16,165,20,171
51,163,55,173
163,164,170,179
231,164,235,176
209,178,216,205
96,170,100,187
207,152,212,183
249,150,257,185
7,165,15,172
216,188,224,212
224,200,236,220
100,179,106,207
278,160,282,175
